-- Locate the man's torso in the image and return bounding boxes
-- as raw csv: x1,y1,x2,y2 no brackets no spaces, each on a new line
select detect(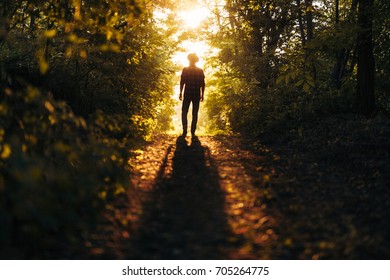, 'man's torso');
181,66,205,97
